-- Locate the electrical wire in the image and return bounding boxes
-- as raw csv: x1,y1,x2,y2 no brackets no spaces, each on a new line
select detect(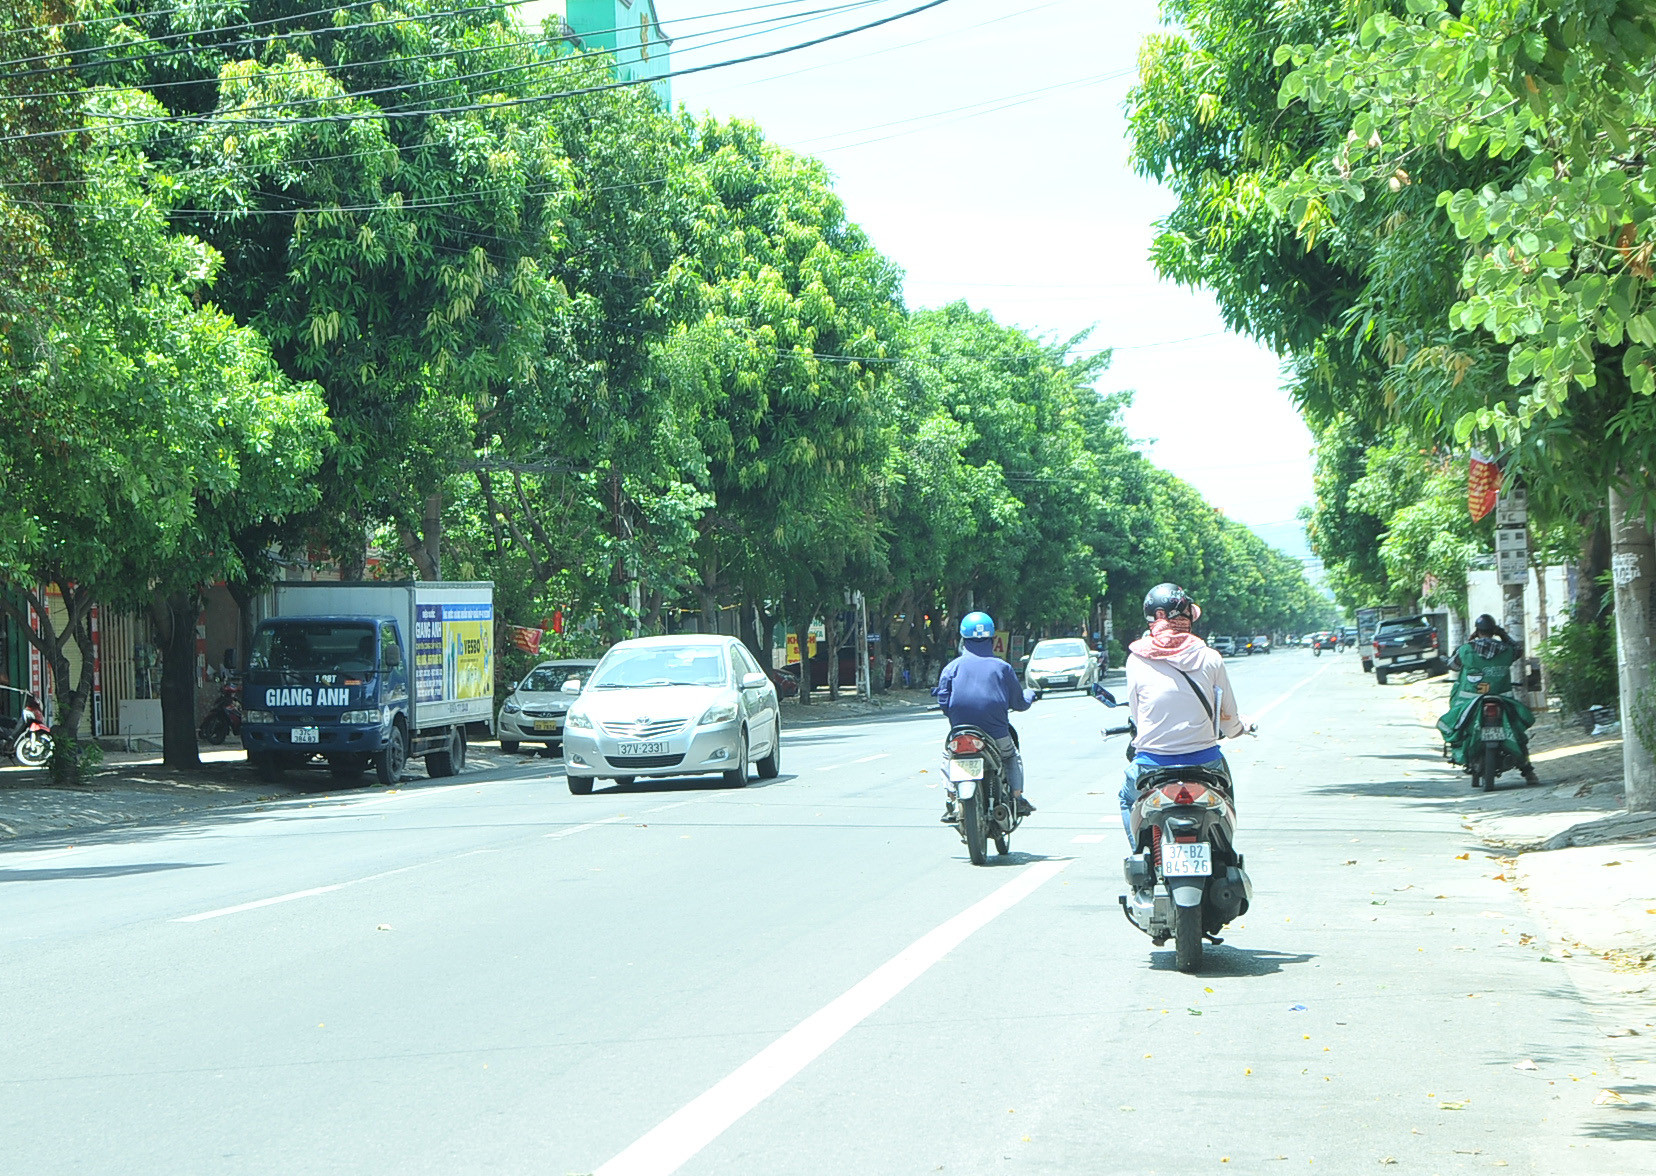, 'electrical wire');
0,0,955,145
